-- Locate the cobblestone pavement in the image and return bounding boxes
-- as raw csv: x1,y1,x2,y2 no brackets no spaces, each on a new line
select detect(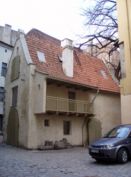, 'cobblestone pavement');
0,144,131,177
